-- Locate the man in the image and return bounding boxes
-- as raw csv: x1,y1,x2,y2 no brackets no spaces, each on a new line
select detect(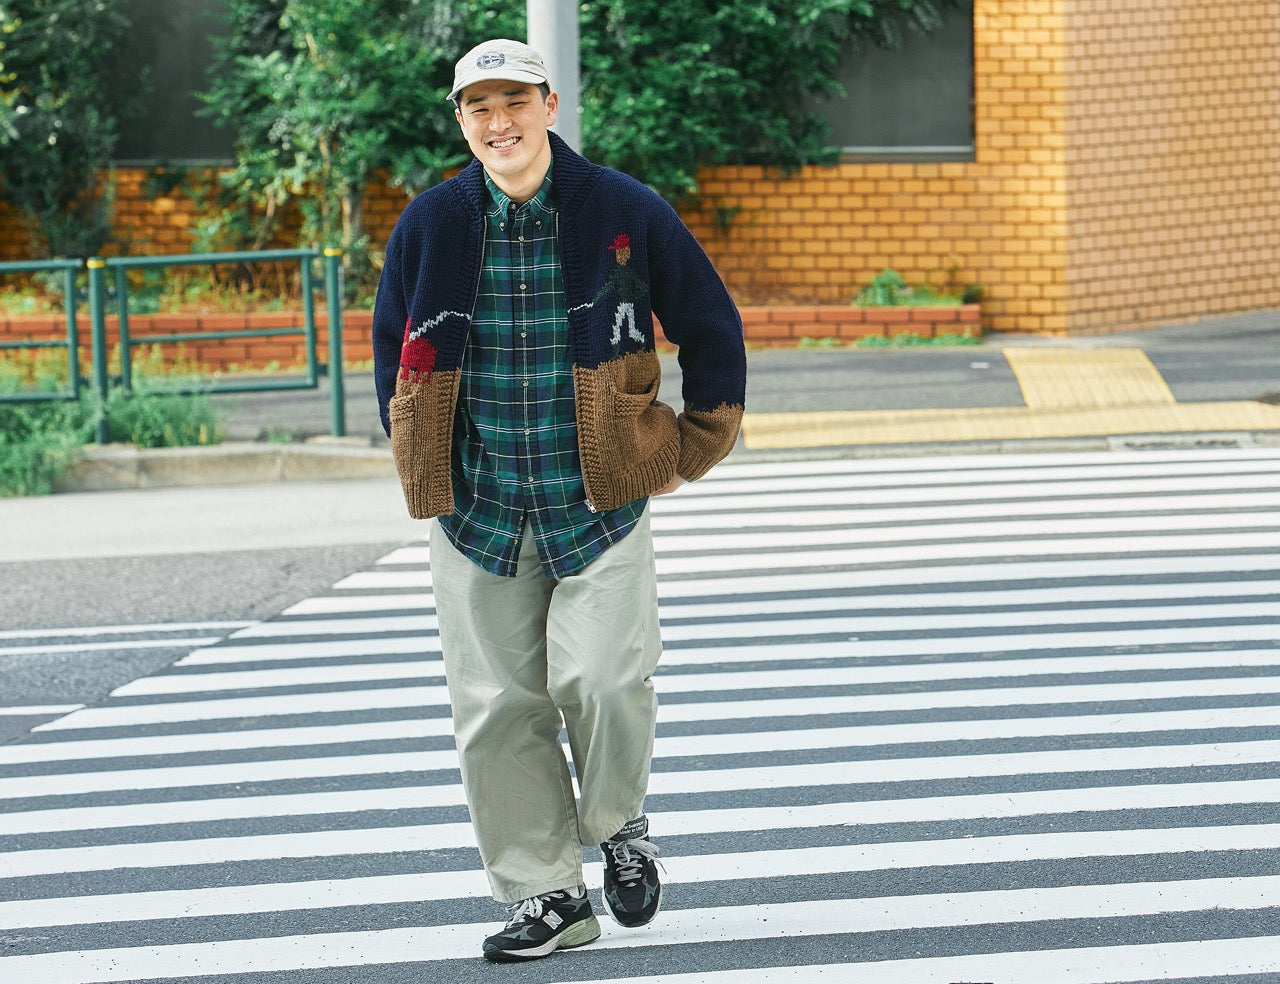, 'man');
372,38,746,962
